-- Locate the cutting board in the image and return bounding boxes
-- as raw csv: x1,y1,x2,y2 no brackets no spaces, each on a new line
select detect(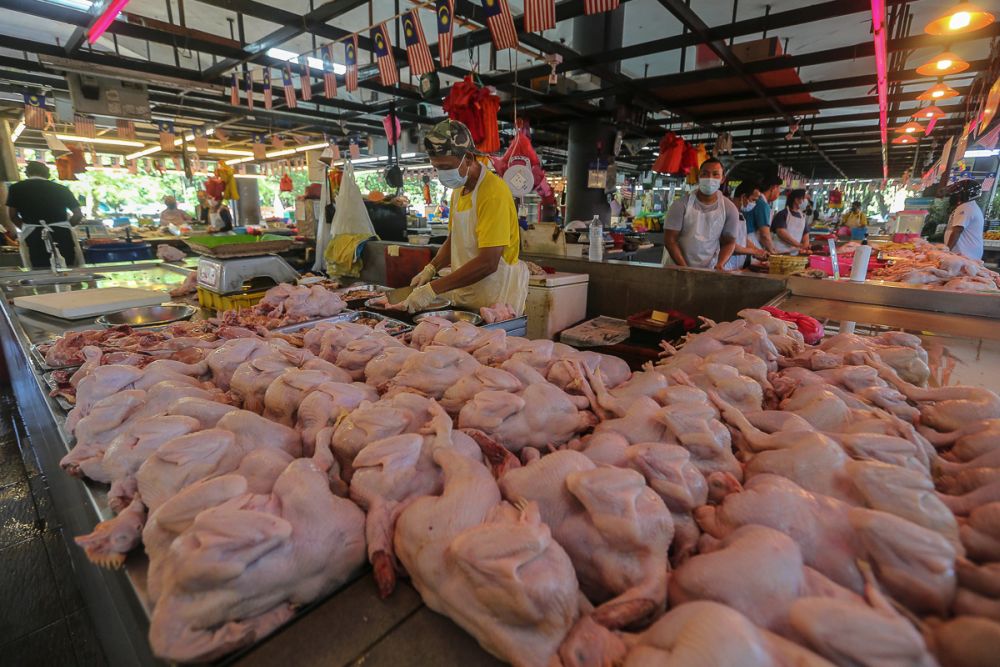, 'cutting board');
14,287,166,319
385,246,433,288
